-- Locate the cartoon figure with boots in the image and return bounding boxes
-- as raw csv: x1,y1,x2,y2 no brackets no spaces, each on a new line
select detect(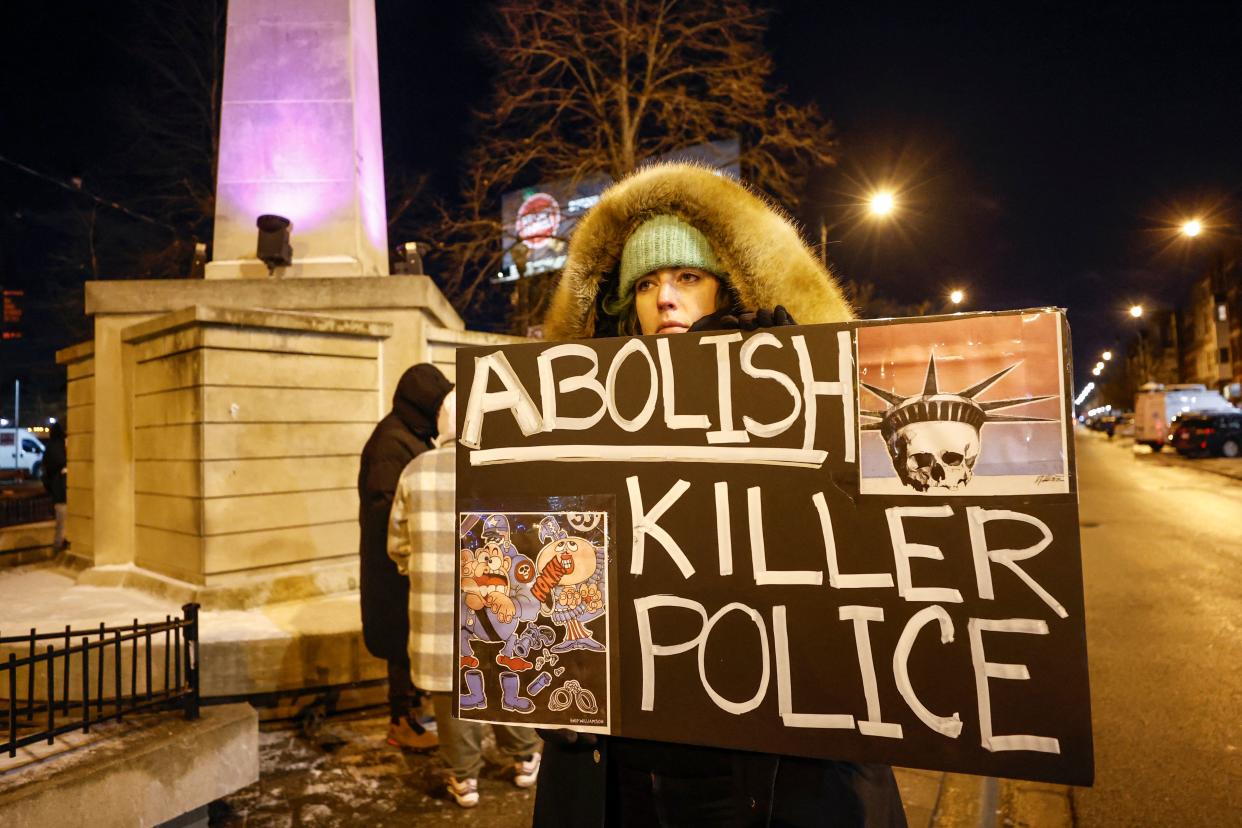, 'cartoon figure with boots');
530,515,606,653
459,514,539,714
